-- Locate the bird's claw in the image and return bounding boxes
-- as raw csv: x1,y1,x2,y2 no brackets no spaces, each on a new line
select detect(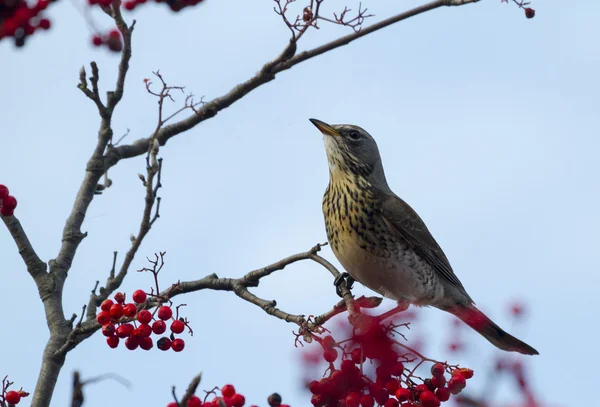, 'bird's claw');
334,272,355,298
